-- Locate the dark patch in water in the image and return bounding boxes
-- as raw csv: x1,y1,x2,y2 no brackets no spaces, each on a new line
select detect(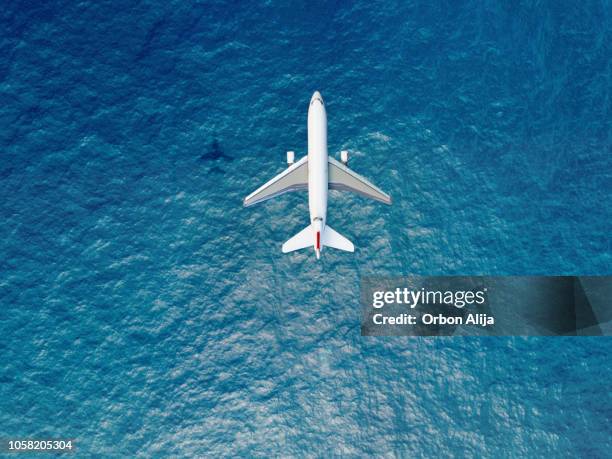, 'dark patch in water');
200,138,232,161
209,165,224,174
